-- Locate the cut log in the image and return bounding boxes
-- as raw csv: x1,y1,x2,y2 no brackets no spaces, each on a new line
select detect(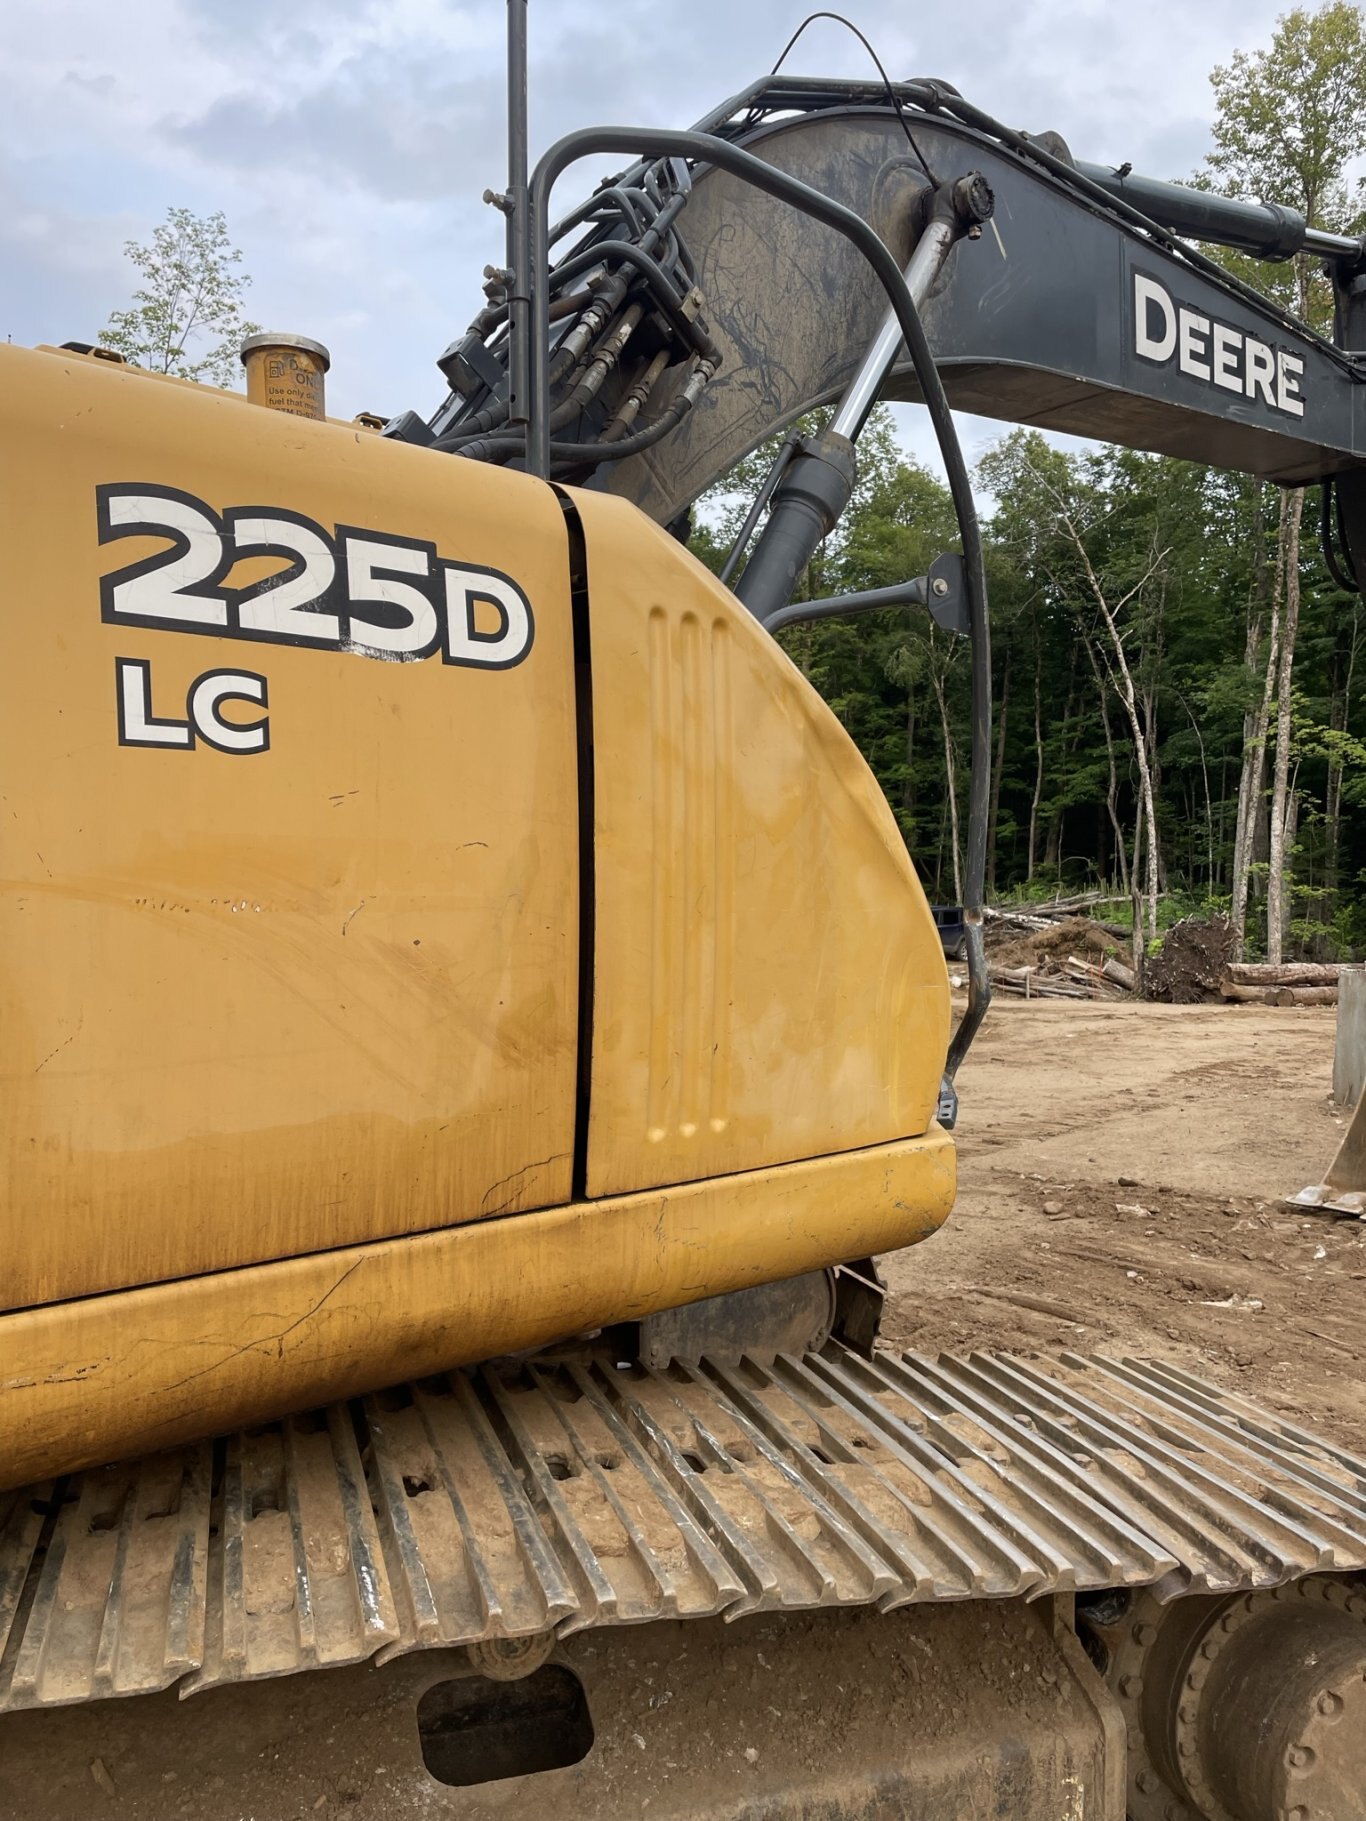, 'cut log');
1063,959,1124,1000
1220,982,1297,1005
1225,961,1341,986
983,905,1052,932
989,967,1088,999
1102,956,1136,990
991,955,1130,1003
1219,981,1337,1006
